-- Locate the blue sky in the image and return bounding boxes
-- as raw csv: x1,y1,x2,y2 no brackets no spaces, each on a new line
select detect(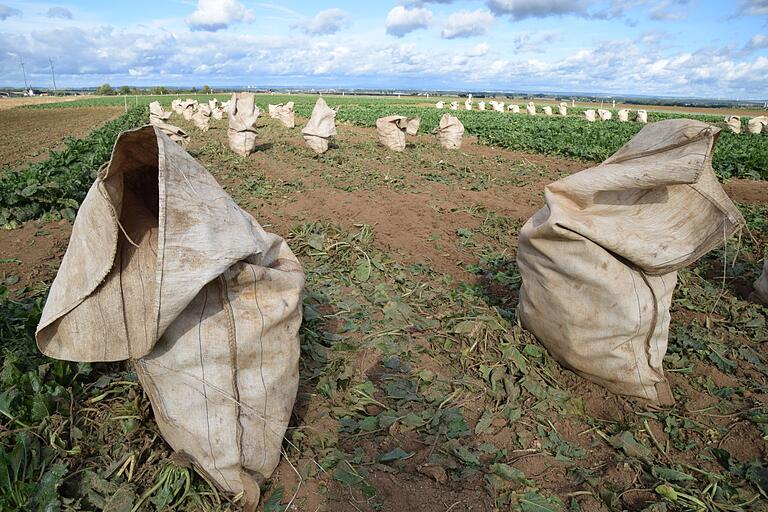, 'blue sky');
1,0,766,99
